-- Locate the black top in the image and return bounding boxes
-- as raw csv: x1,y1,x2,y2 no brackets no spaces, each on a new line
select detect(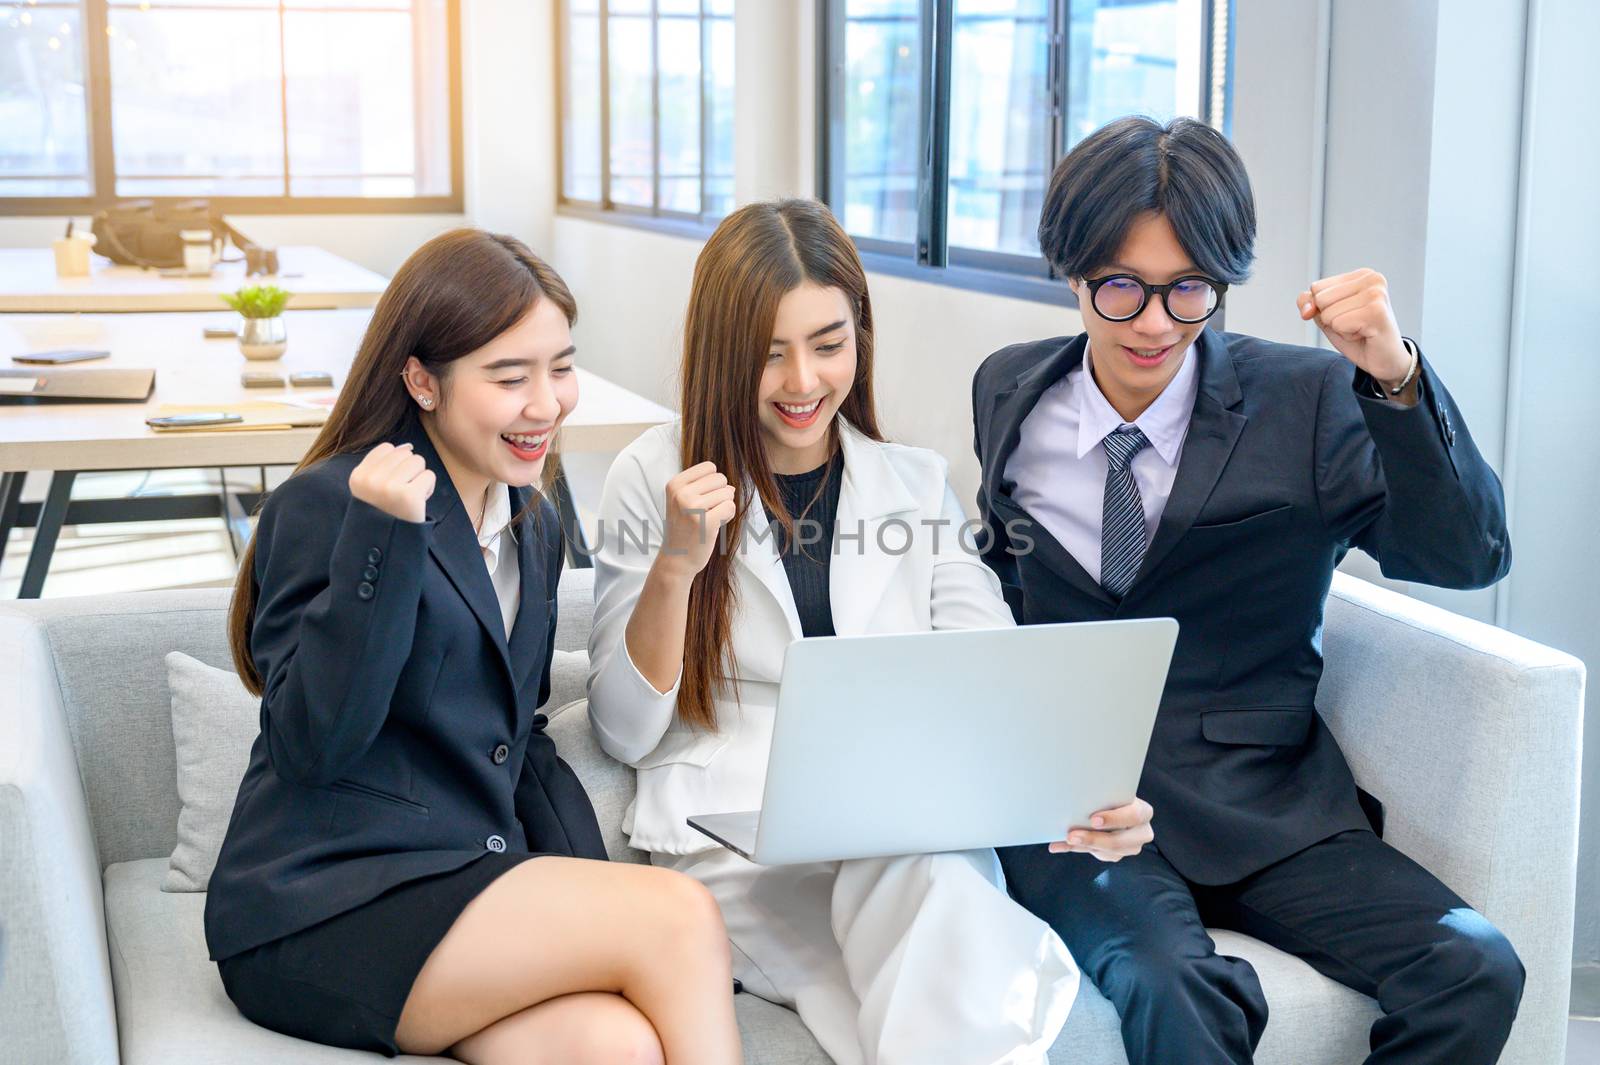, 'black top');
204,416,606,962
972,328,1509,886
763,451,844,638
